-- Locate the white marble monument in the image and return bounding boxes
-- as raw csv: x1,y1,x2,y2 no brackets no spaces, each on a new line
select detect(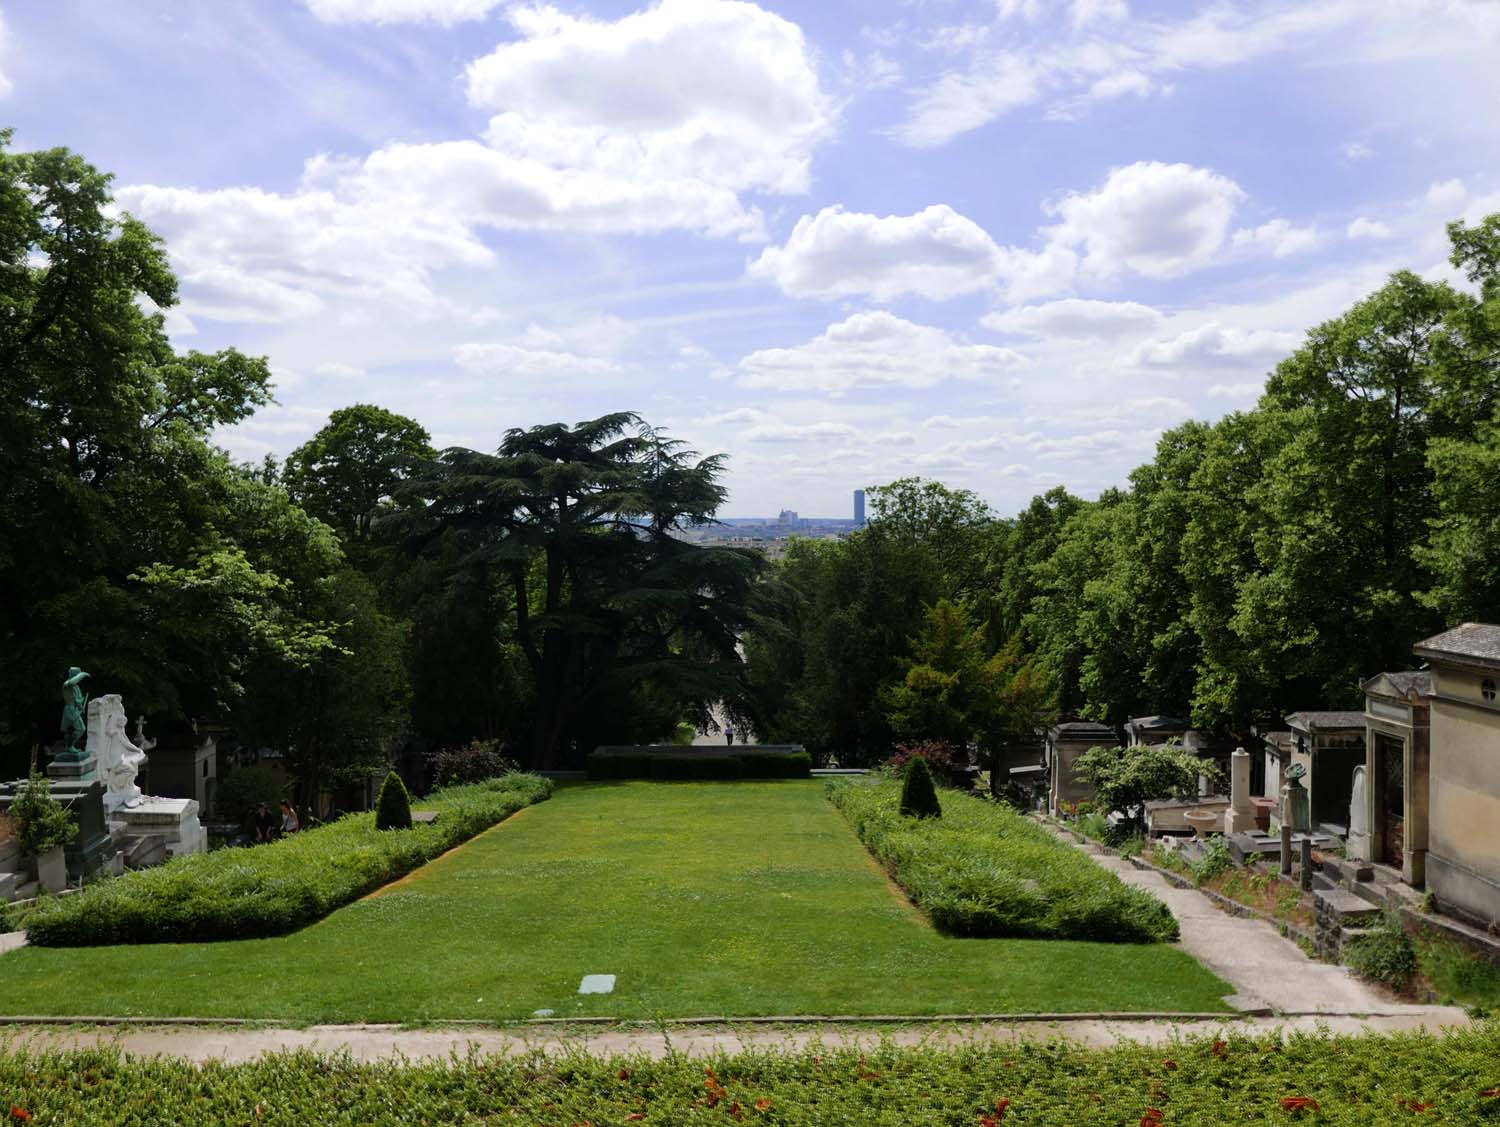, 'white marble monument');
86,694,207,859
